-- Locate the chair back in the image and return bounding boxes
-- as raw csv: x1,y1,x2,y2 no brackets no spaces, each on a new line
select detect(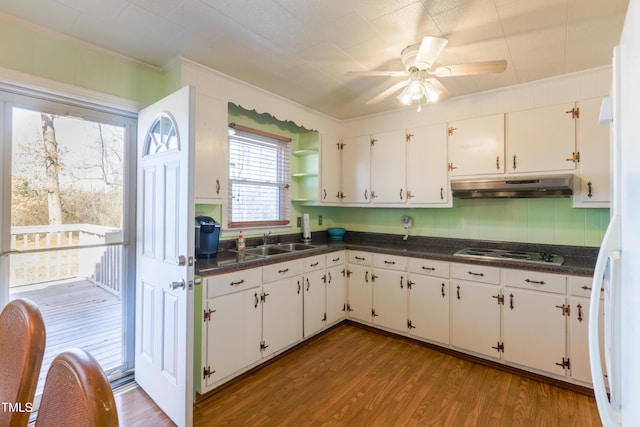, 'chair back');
35,348,118,427
0,298,46,427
